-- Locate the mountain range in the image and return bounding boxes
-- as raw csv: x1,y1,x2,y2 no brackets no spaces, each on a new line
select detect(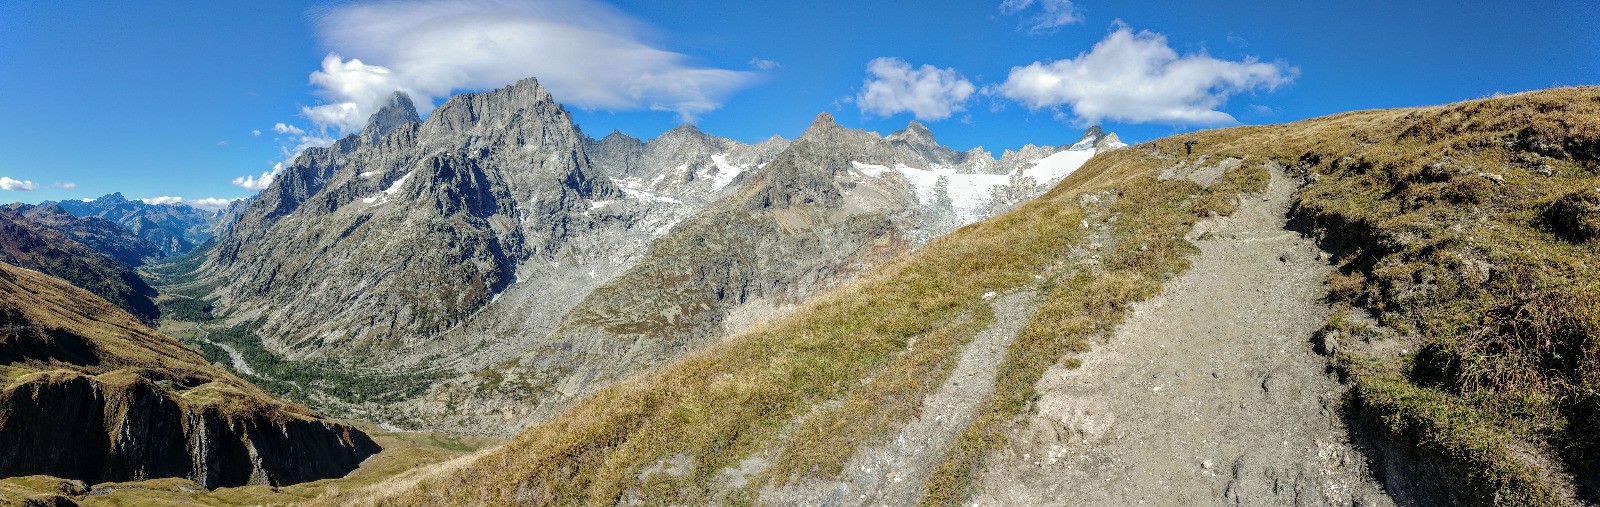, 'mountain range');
5,72,1600,506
